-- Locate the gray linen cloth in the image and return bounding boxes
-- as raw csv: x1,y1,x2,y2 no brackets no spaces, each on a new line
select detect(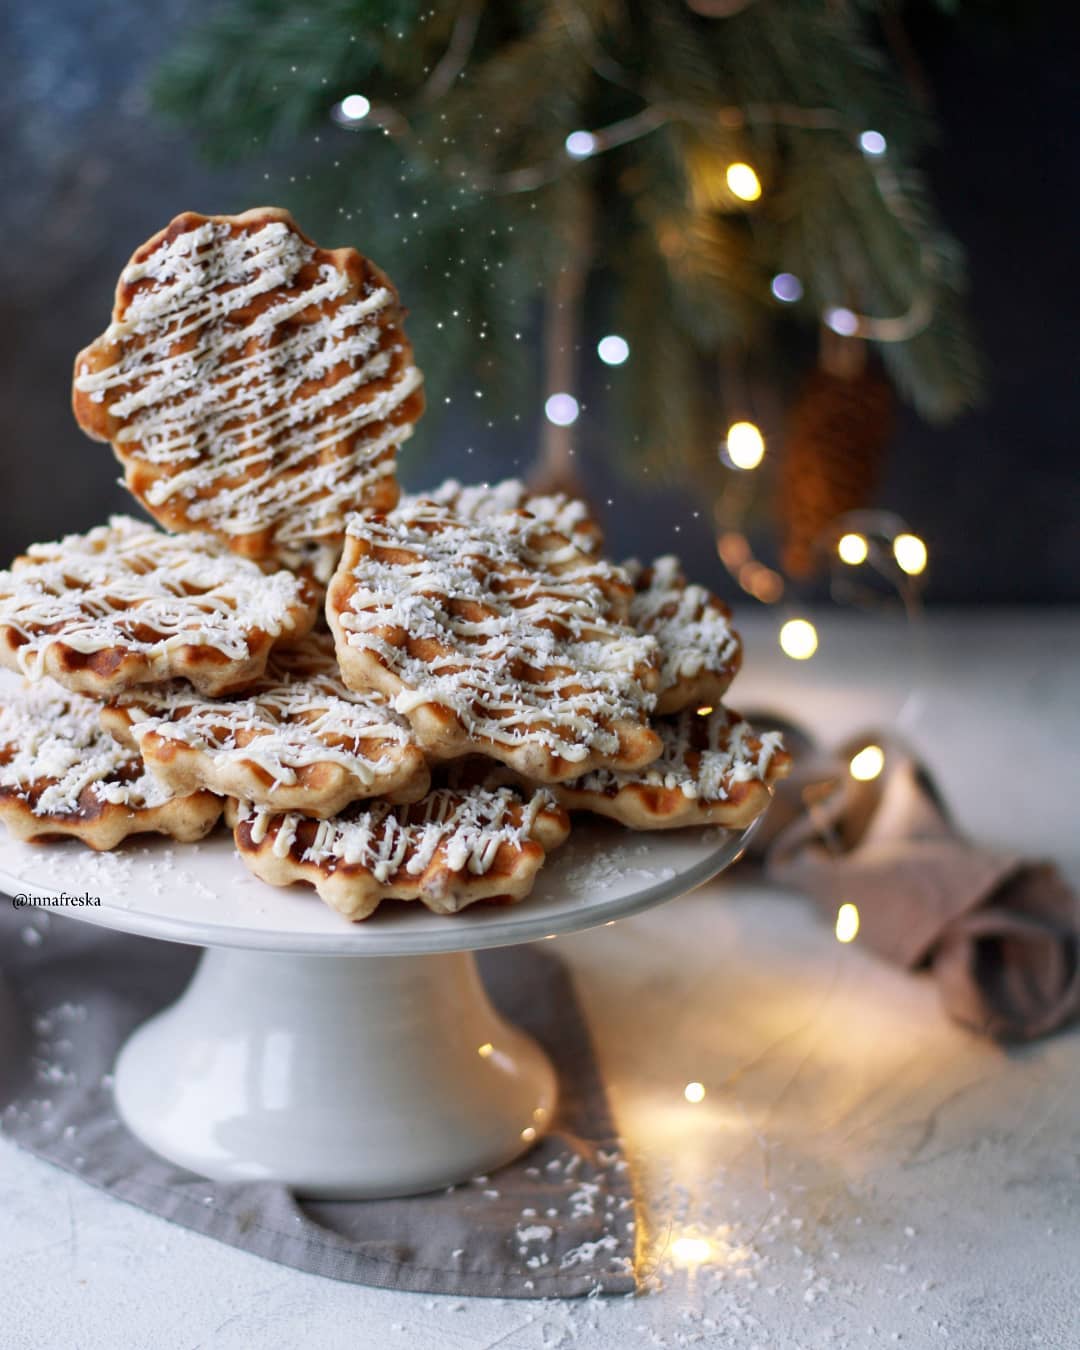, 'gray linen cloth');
0,906,635,1298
